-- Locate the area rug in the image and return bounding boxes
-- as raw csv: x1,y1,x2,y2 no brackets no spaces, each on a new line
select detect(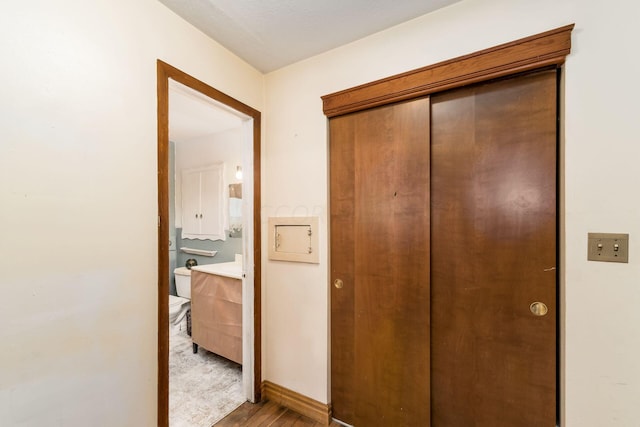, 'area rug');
169,319,244,427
